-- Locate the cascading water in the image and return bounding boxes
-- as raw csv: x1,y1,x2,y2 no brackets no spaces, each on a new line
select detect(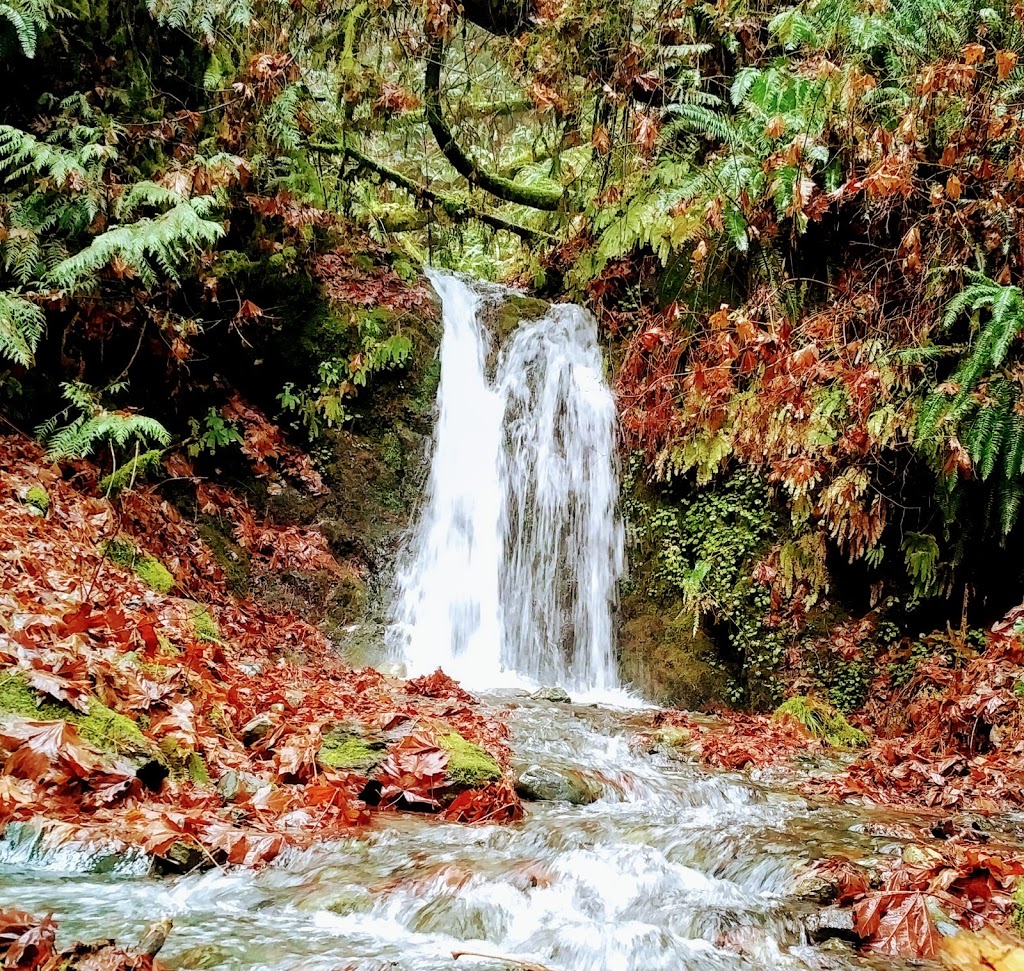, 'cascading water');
387,272,624,692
